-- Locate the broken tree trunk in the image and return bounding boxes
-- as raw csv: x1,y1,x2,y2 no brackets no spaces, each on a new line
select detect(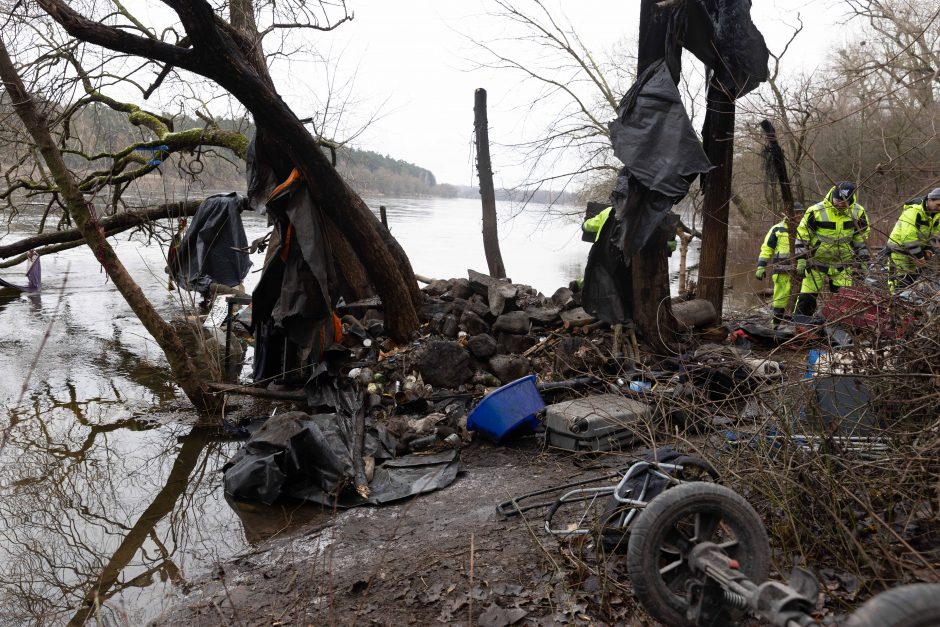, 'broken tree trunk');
759,119,800,313
0,37,220,417
474,88,507,279
697,83,736,318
